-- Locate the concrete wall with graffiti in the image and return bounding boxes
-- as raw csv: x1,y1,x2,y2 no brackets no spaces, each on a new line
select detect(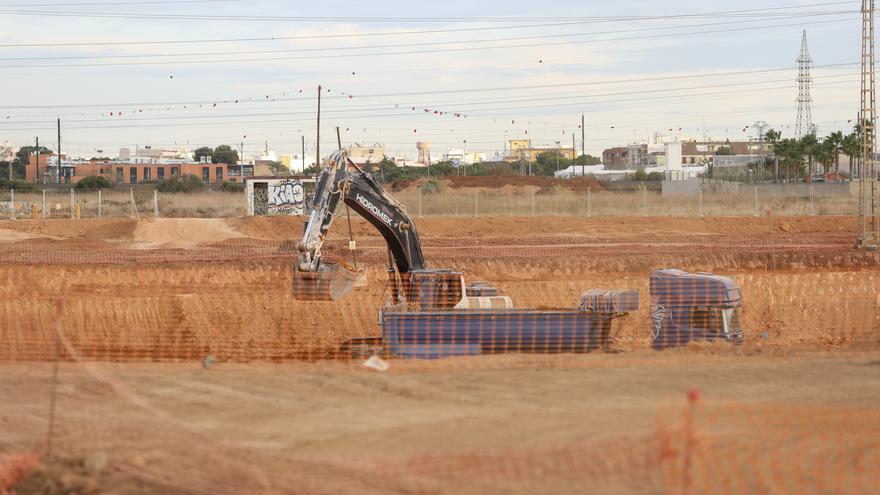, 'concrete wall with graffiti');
246,177,316,216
